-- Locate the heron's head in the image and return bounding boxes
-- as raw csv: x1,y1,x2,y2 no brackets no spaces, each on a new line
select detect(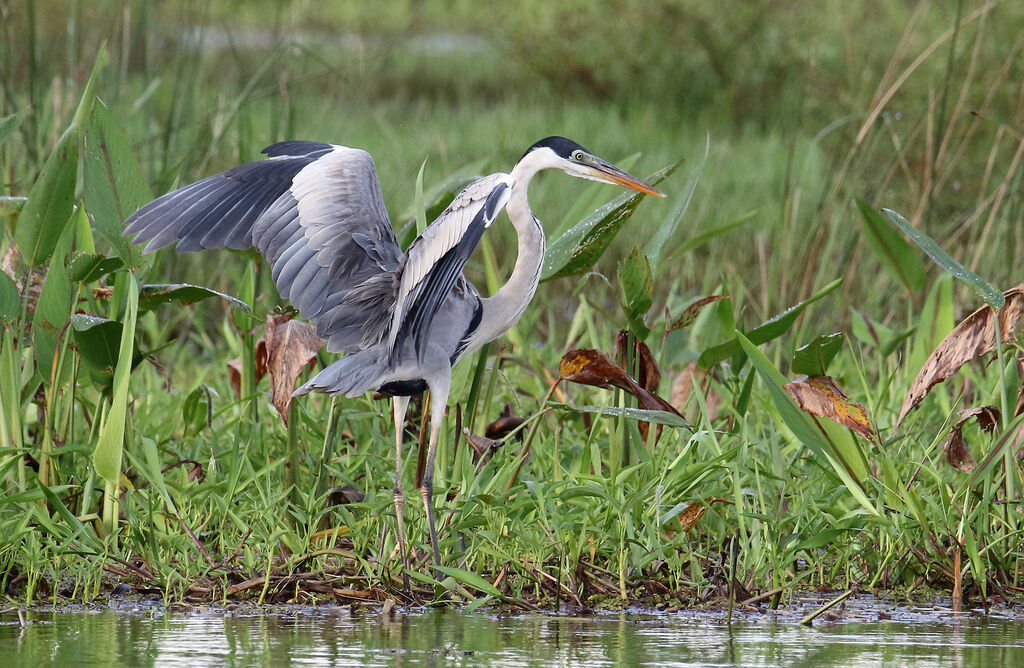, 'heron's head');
516,136,664,197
